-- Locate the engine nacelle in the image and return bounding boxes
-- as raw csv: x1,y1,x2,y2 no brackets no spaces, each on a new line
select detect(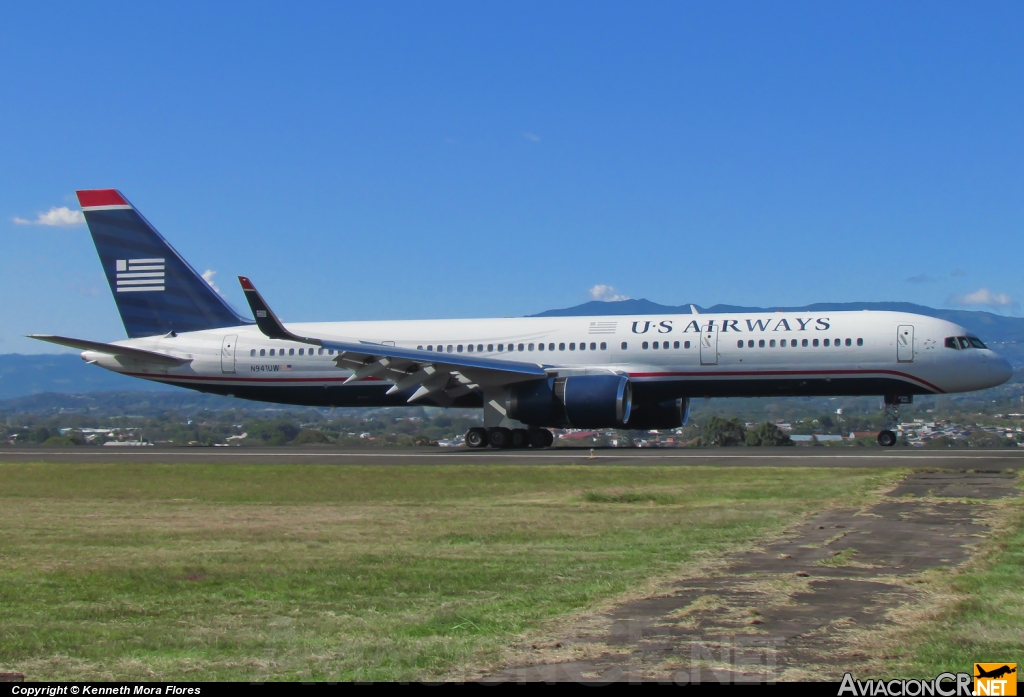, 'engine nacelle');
627,397,690,430
506,375,632,429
